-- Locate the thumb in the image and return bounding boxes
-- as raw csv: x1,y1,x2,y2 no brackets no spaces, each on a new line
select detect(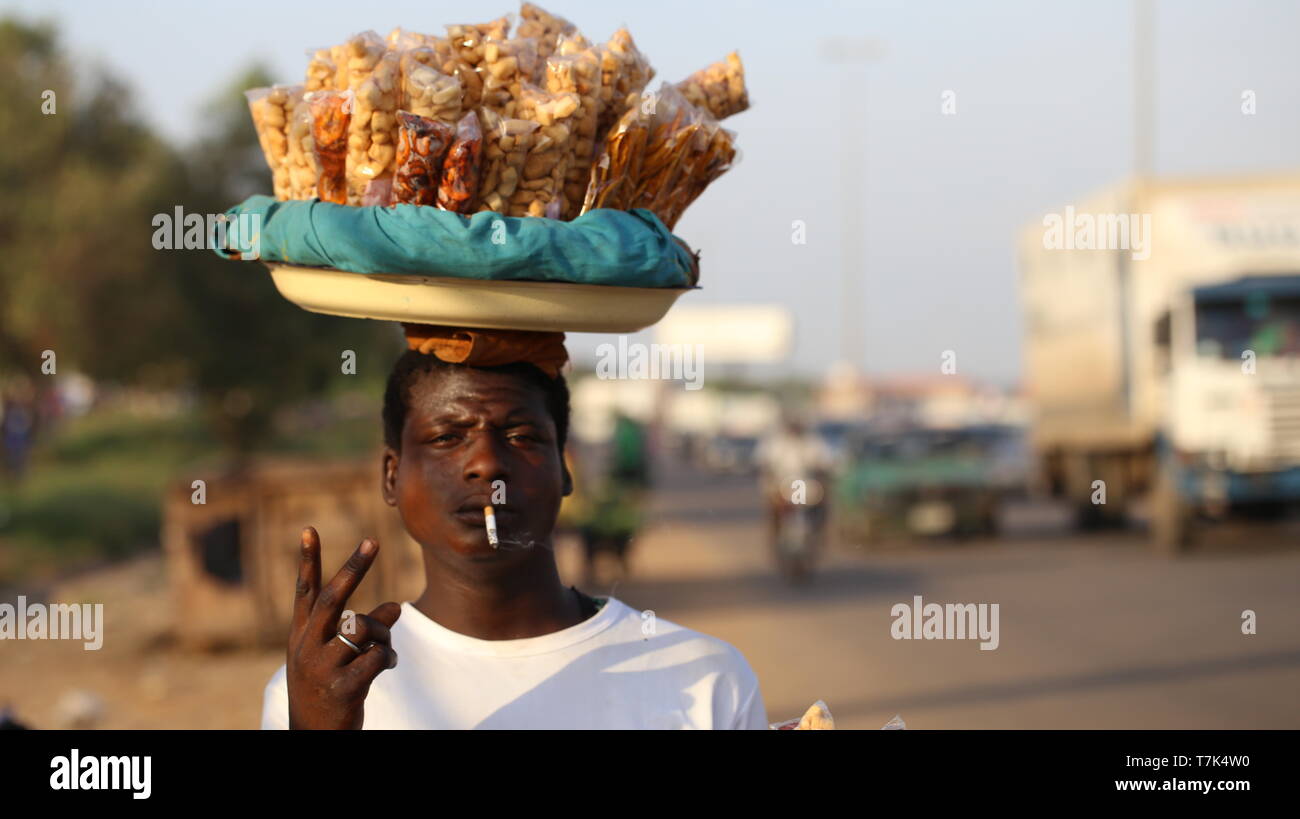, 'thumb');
368,601,402,629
